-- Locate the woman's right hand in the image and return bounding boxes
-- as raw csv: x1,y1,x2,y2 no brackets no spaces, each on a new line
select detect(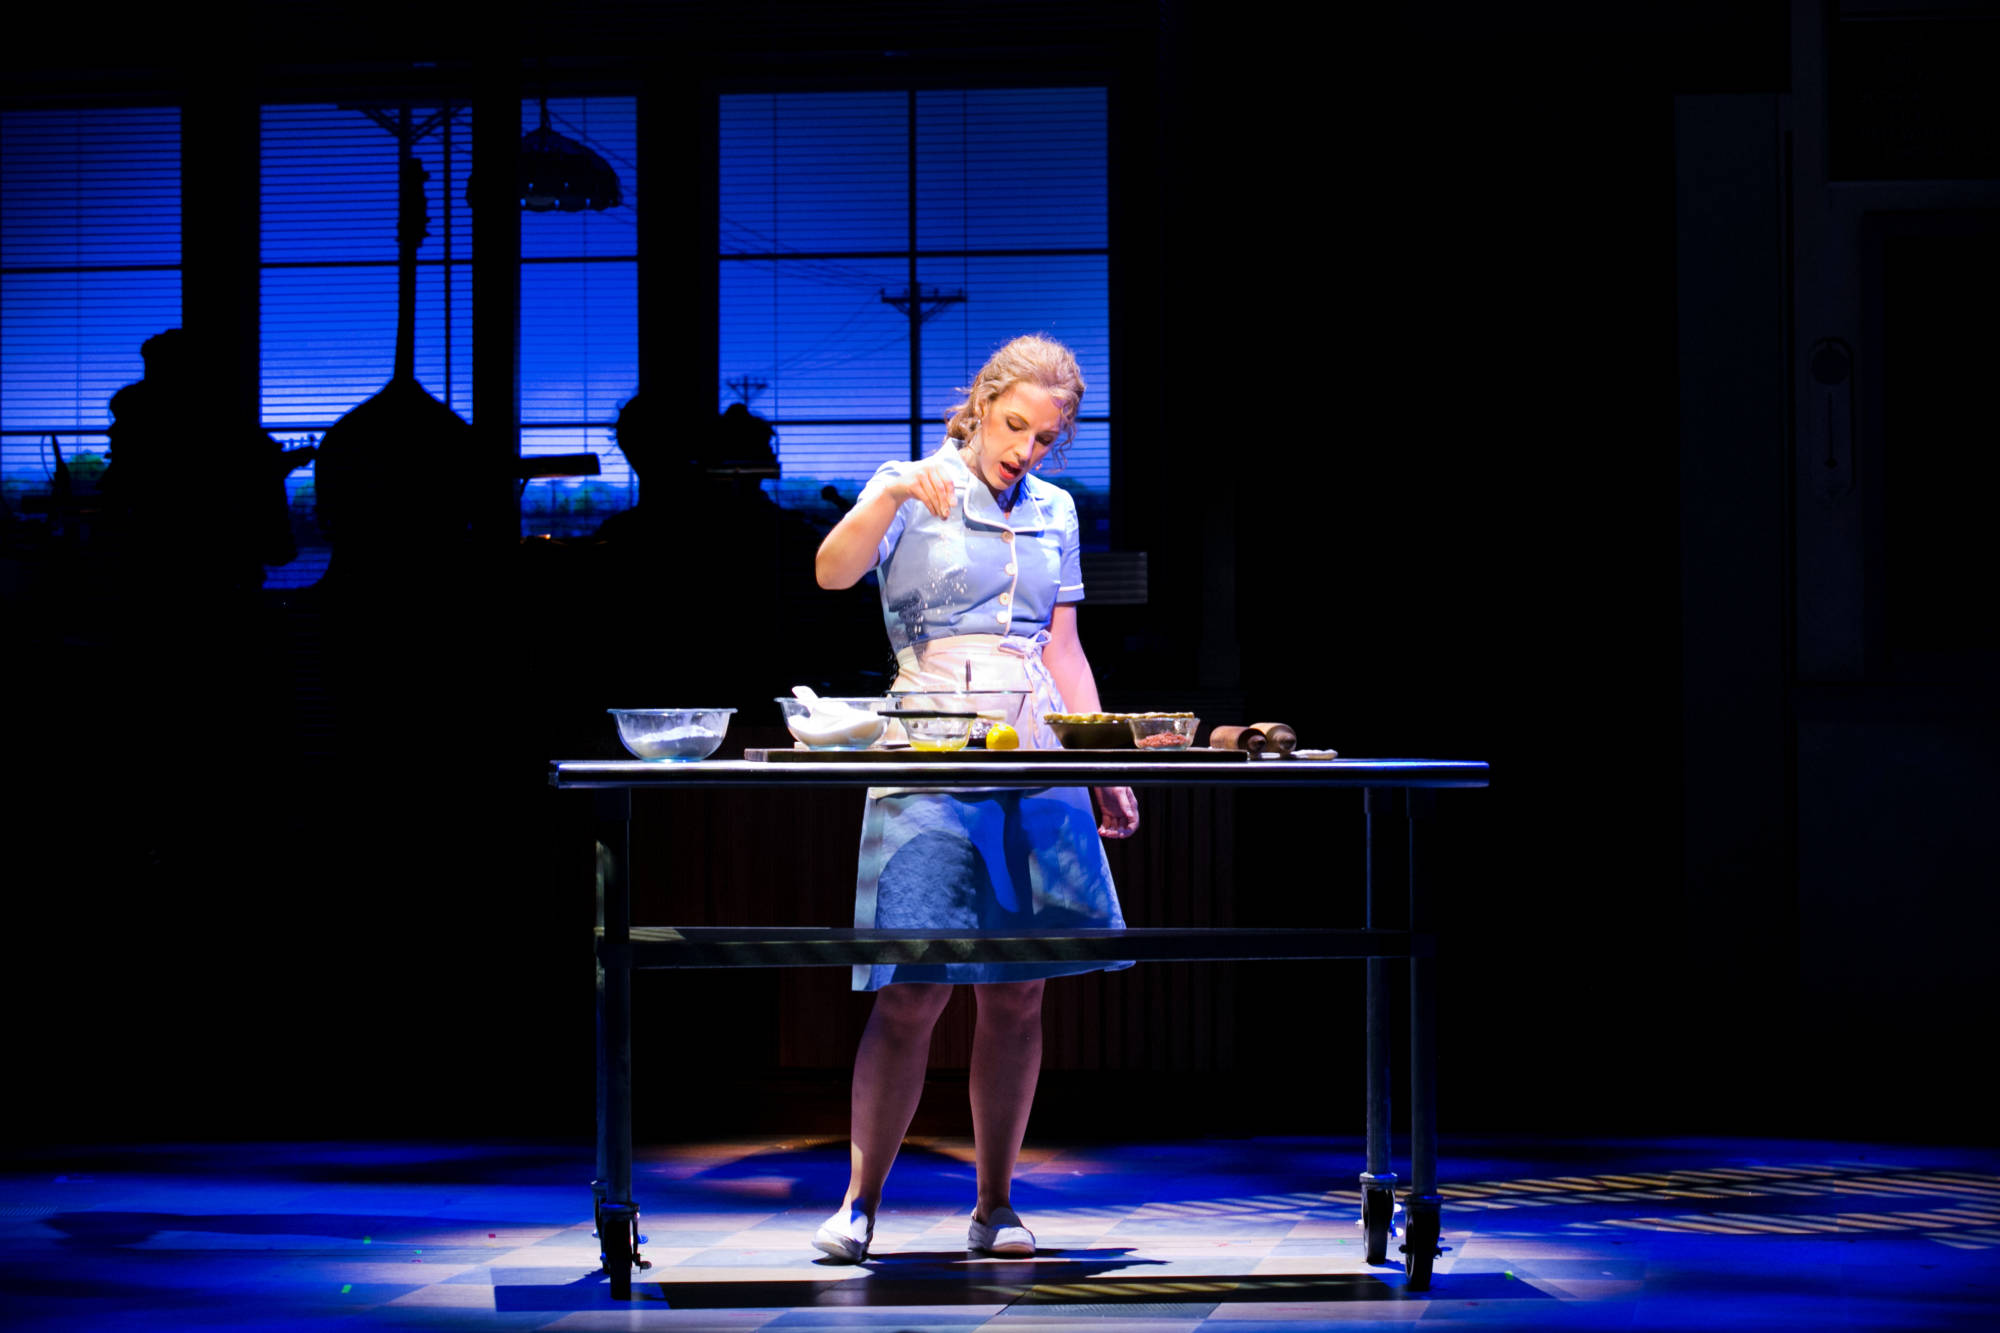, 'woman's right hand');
889,455,961,520
817,451,959,589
